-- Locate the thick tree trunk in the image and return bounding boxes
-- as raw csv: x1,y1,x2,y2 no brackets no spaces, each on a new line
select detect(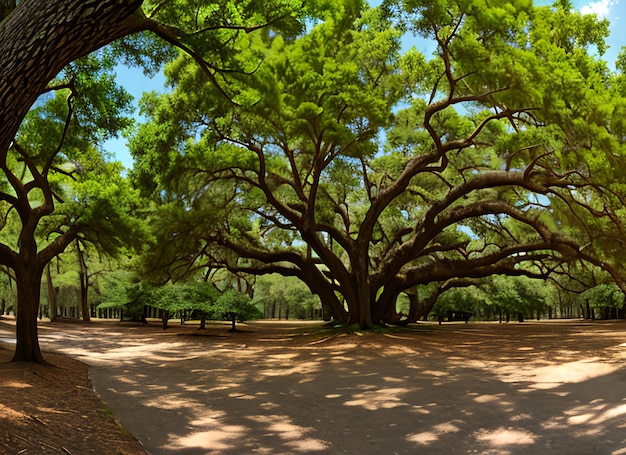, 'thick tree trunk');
0,0,145,155
370,280,400,325
347,248,375,329
300,267,347,323
12,265,45,363
346,280,374,329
